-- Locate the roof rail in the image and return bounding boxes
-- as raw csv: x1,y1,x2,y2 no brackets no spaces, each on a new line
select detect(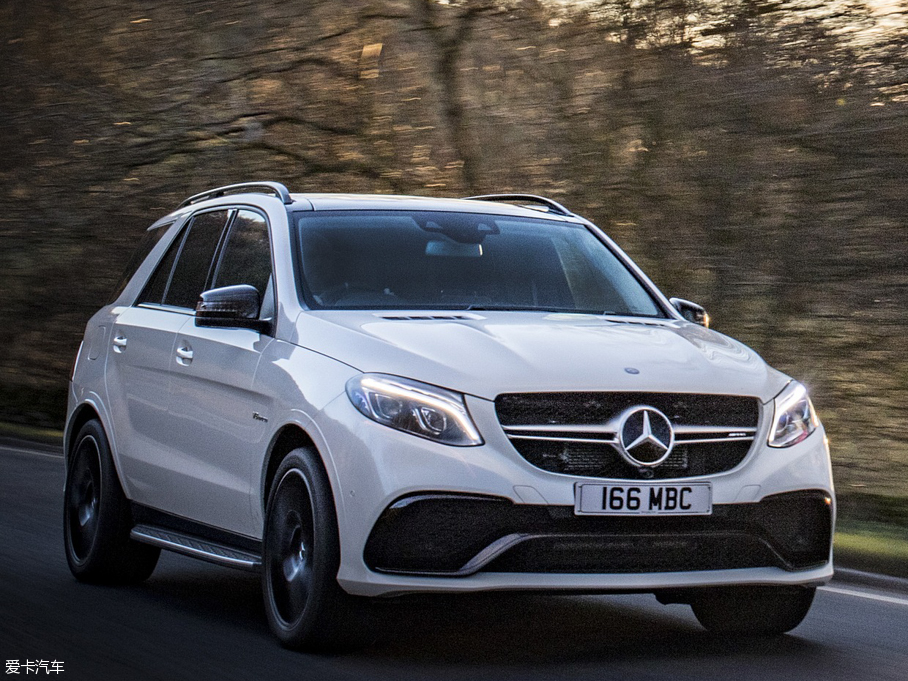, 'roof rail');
178,182,293,209
463,194,573,217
